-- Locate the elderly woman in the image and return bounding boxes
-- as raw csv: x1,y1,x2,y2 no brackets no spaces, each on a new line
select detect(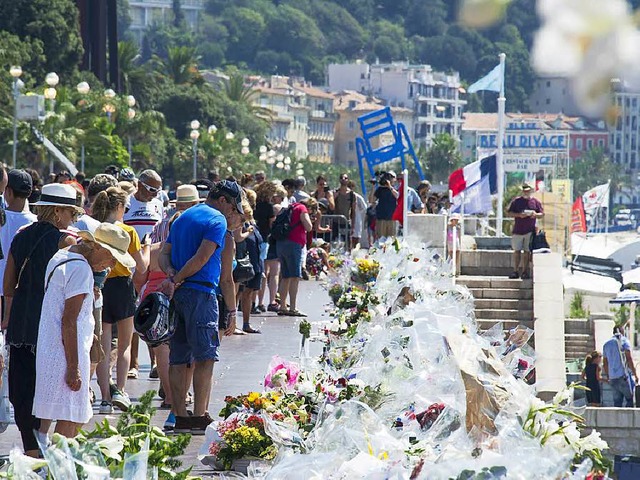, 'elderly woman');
34,223,134,438
92,187,148,413
3,183,82,457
